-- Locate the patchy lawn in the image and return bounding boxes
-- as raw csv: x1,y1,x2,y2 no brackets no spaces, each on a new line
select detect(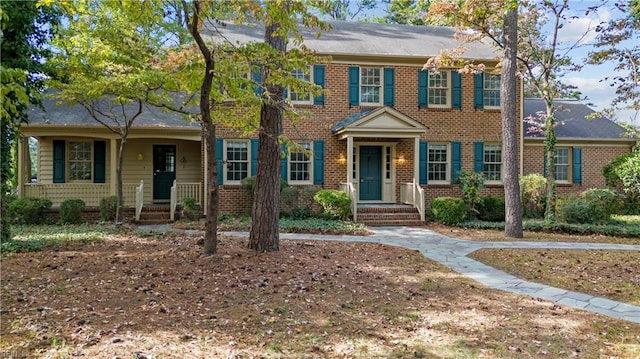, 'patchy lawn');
1,232,639,358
